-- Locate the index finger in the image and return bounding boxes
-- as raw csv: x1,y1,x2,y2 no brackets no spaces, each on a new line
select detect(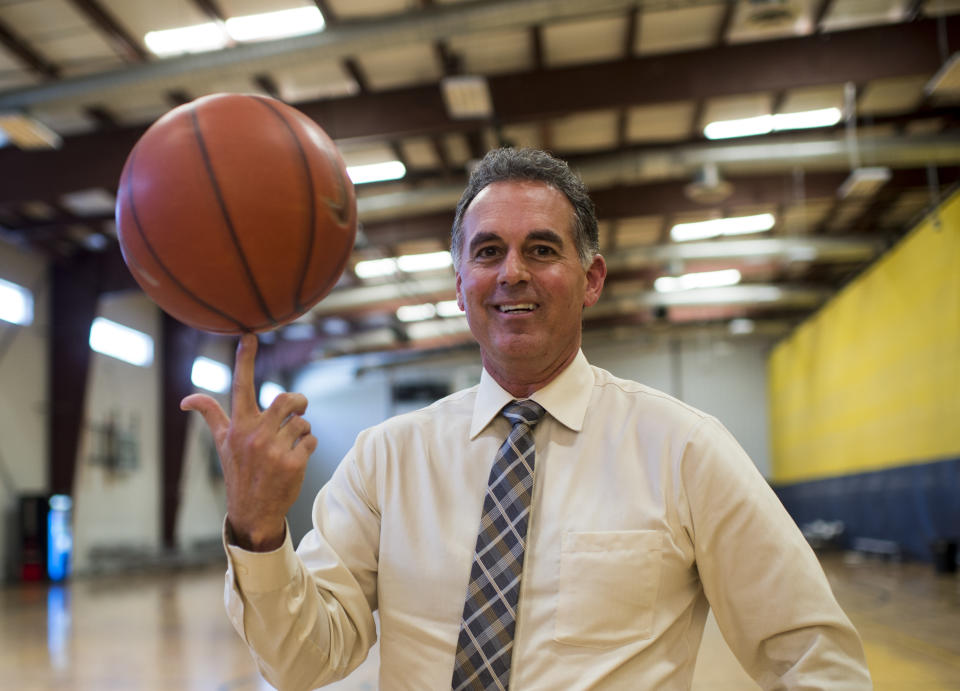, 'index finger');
231,333,259,417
